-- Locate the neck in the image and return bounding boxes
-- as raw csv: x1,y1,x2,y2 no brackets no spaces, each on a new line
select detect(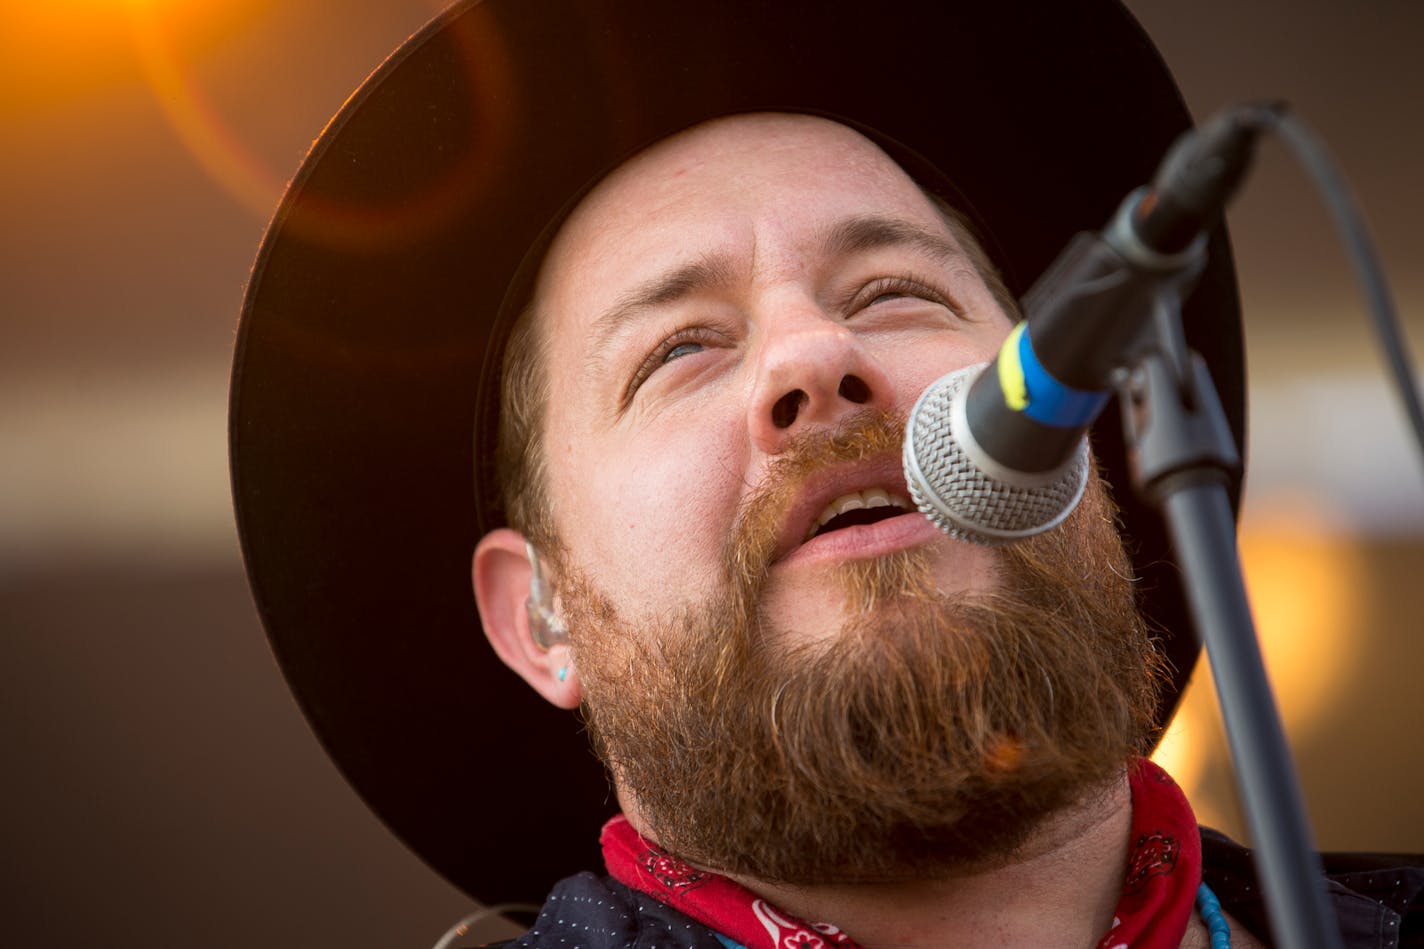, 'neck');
724,777,1134,949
